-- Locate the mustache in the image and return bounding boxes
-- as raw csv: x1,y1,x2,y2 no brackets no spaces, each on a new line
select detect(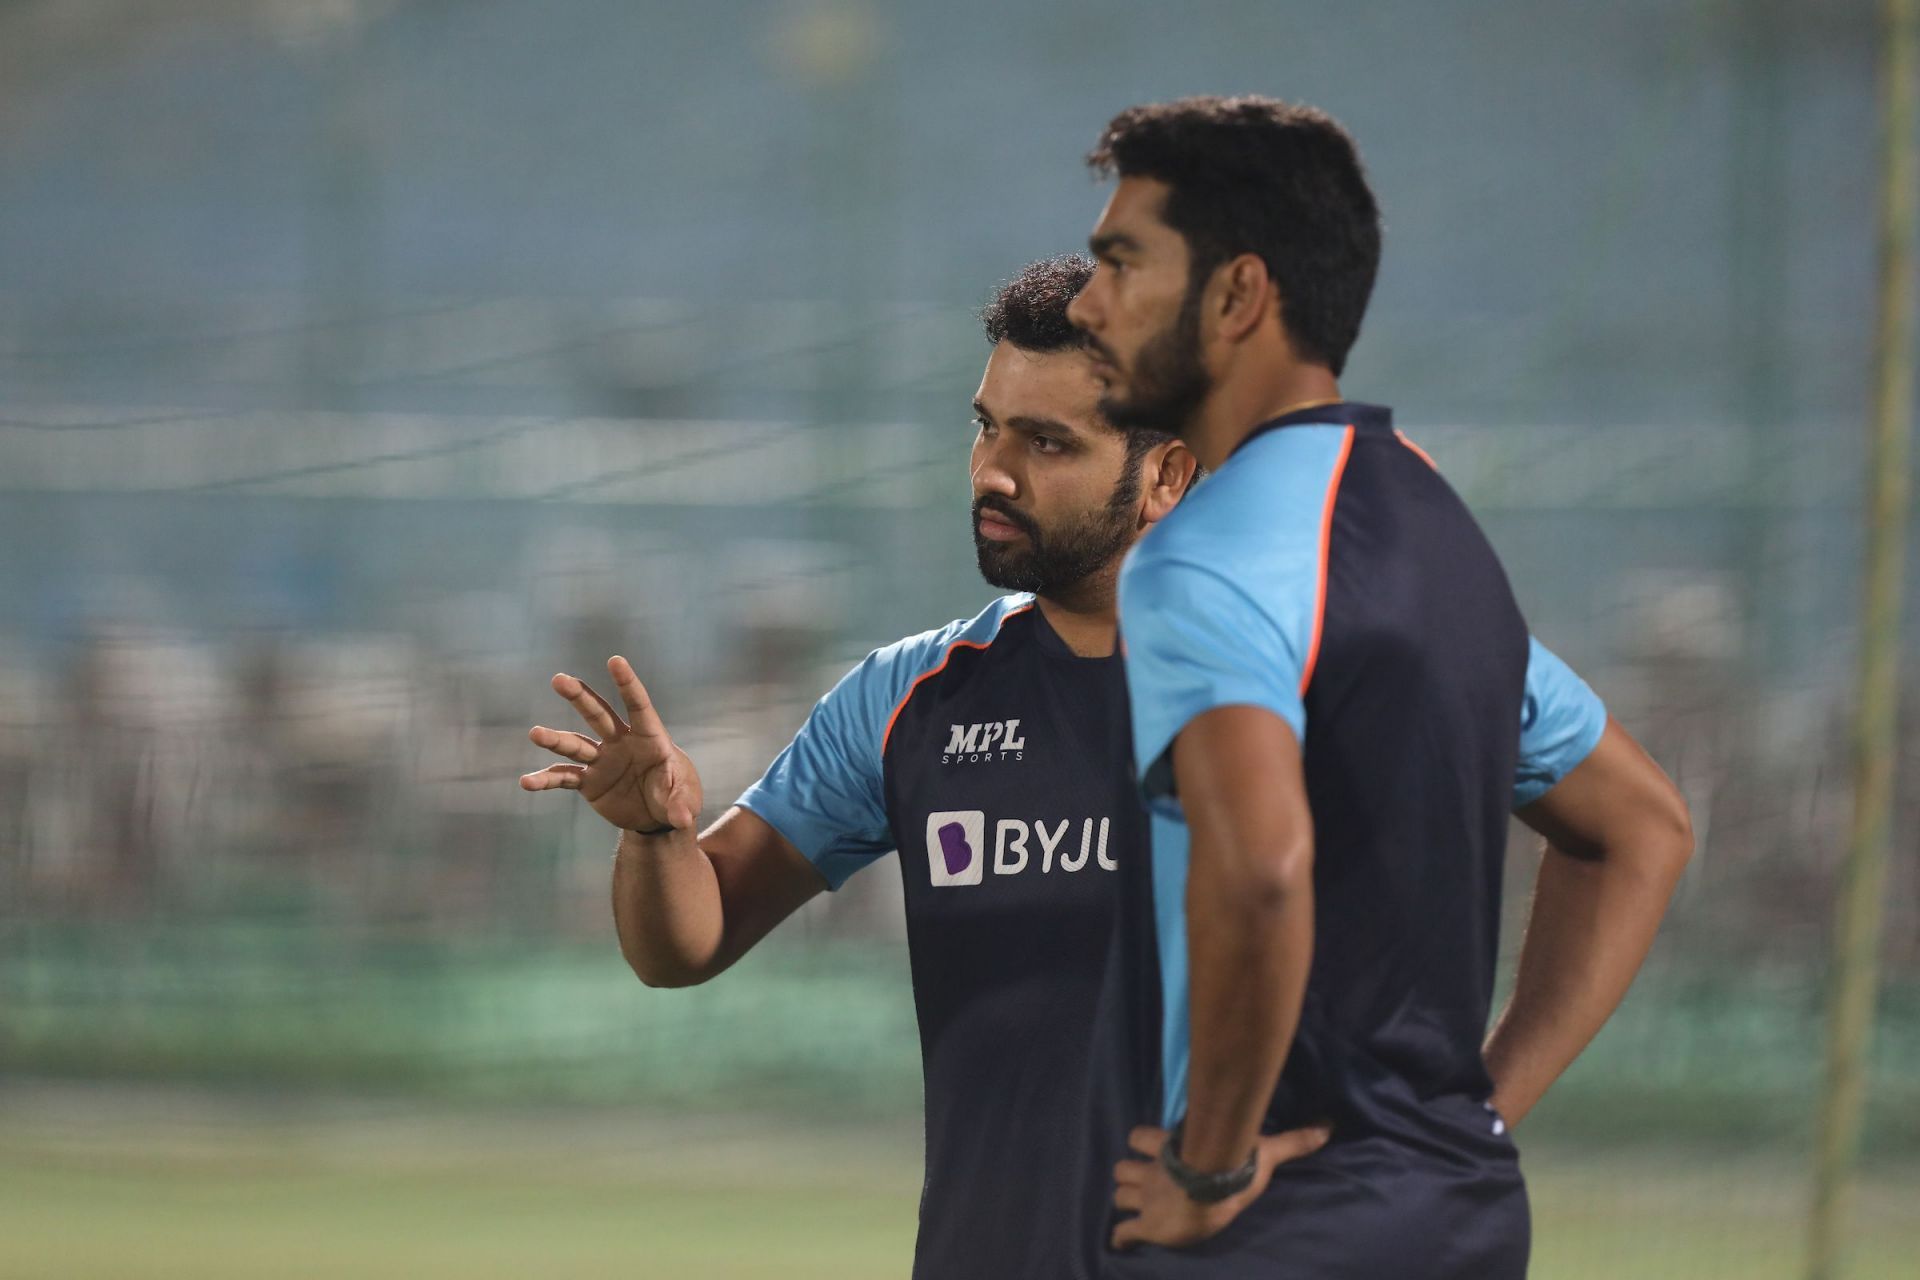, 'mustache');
972,496,1042,541
1081,334,1119,366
